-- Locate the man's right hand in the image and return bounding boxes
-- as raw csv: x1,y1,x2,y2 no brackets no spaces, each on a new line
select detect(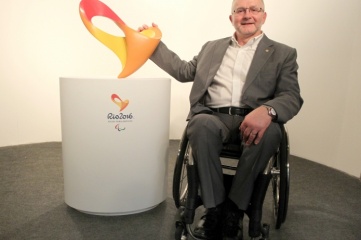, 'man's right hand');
138,23,158,32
